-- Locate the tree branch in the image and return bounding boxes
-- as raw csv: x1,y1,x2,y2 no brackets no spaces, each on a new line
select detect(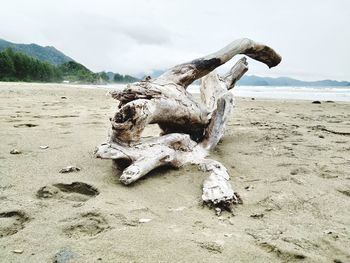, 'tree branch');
159,38,281,87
